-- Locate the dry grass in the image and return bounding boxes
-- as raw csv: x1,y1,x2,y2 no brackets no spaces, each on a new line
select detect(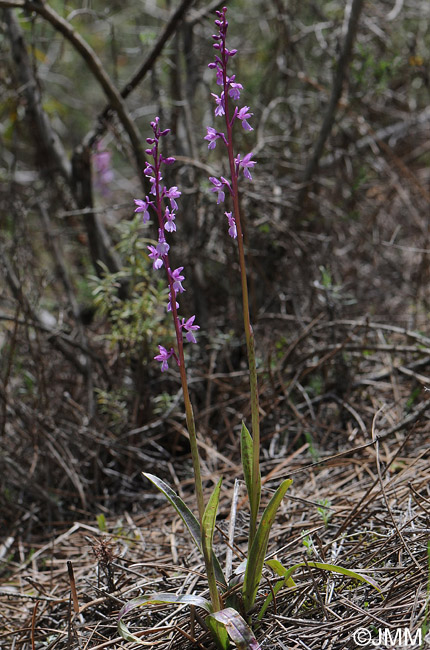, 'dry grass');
2,316,430,649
